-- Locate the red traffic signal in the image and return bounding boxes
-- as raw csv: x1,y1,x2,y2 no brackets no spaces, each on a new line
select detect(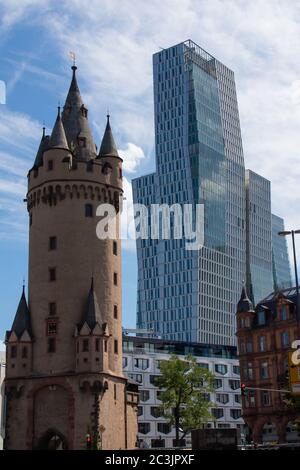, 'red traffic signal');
241,383,247,396
86,433,92,450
